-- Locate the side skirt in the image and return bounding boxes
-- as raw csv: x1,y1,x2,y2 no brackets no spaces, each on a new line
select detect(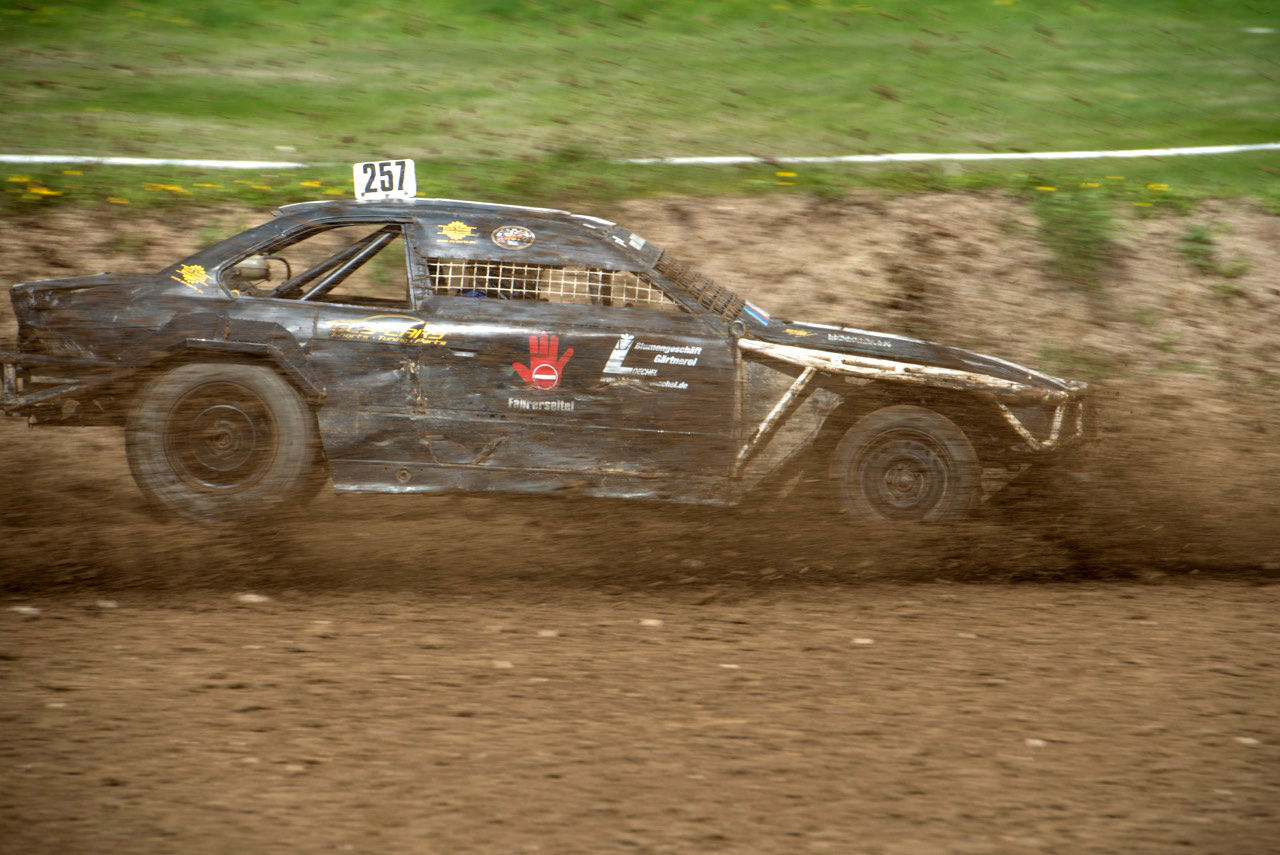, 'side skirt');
328,459,736,506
